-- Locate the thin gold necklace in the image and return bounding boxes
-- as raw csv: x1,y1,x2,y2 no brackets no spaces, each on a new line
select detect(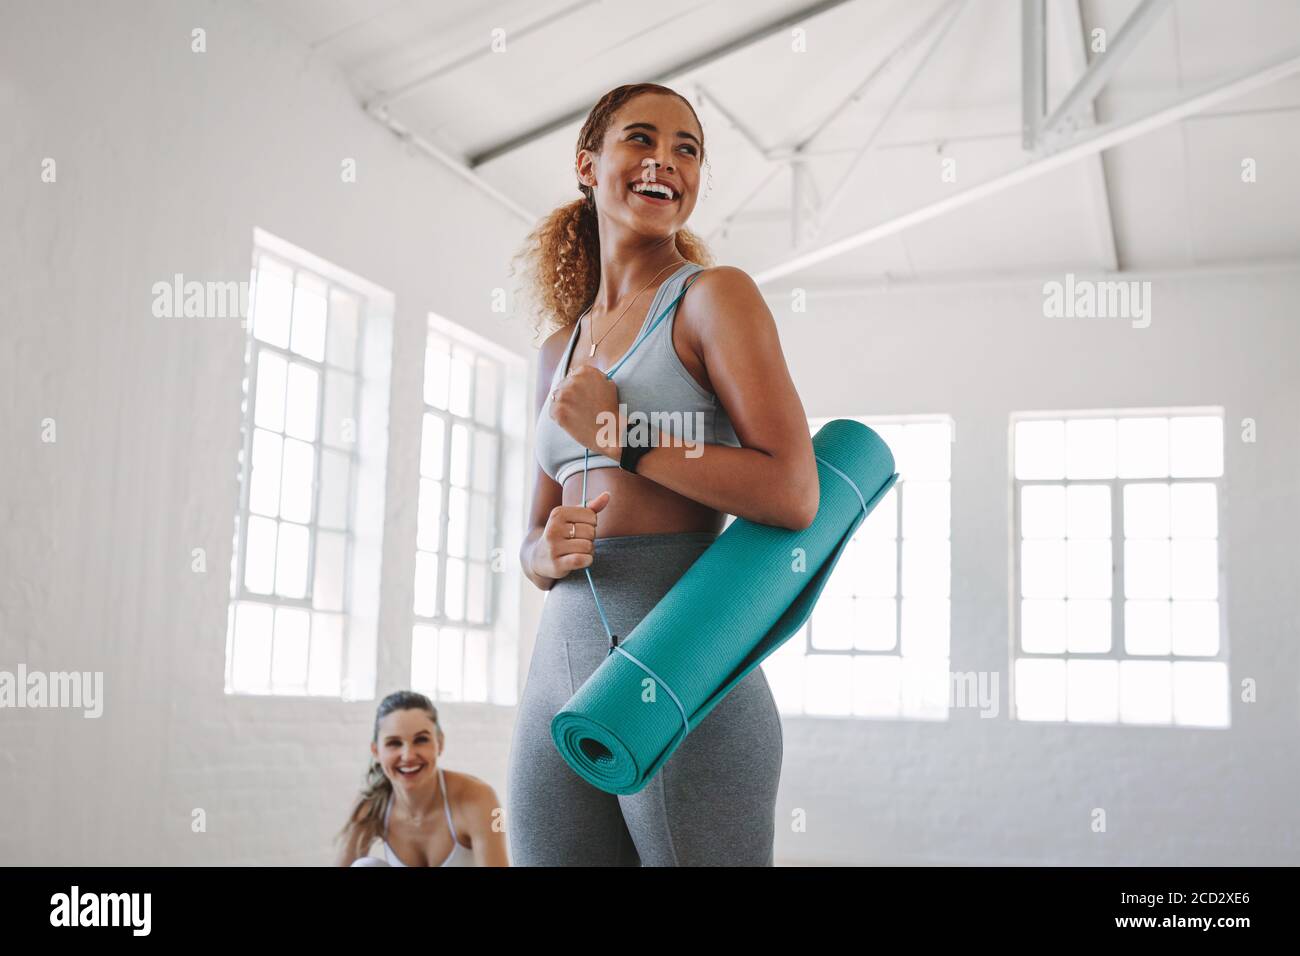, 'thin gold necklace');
585,259,684,357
